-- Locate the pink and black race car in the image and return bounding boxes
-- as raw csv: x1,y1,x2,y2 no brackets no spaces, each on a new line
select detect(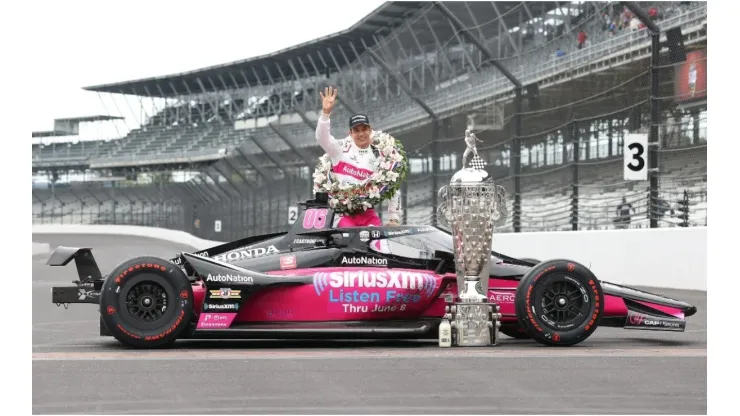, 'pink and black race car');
48,195,697,349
